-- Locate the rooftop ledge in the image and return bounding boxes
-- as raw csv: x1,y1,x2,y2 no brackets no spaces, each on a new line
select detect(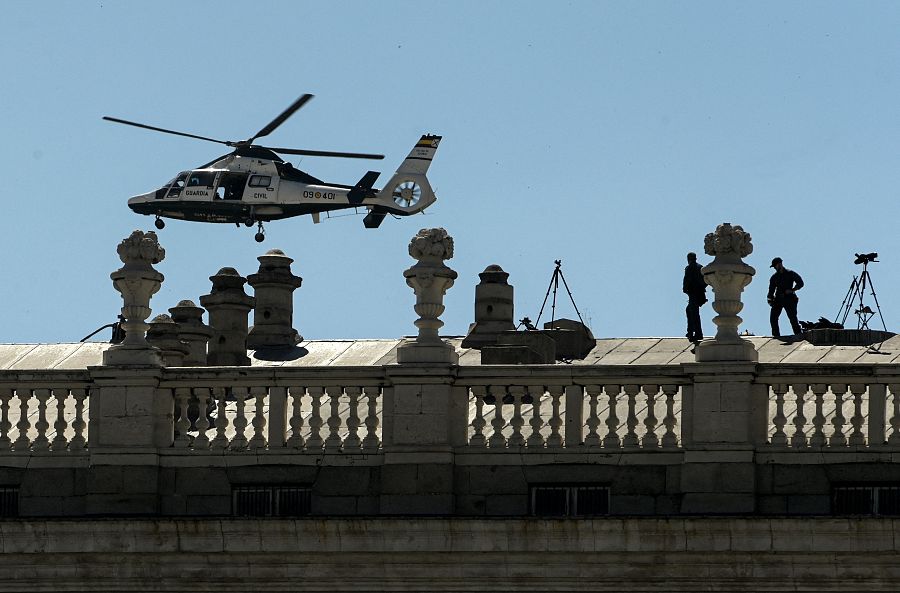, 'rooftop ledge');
1,334,900,371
